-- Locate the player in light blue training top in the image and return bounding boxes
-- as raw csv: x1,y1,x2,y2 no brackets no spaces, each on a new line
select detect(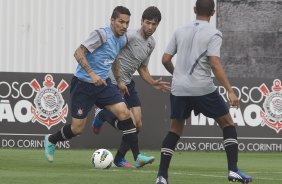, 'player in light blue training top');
44,6,154,167
156,0,253,184
74,25,127,82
